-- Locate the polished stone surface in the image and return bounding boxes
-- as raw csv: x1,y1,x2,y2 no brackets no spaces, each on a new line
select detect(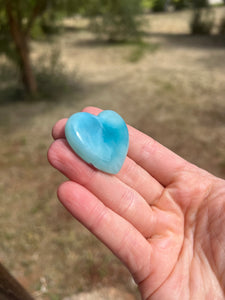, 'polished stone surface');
65,110,129,174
